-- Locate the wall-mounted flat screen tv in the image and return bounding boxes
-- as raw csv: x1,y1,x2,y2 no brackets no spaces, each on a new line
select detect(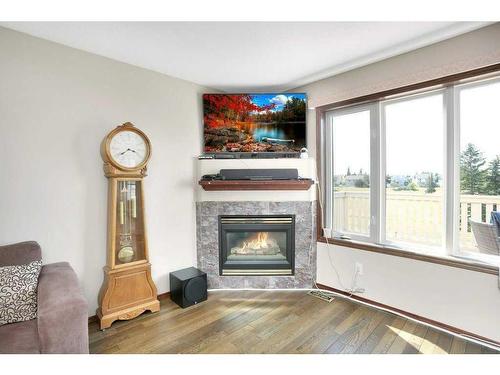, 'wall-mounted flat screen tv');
203,93,307,154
